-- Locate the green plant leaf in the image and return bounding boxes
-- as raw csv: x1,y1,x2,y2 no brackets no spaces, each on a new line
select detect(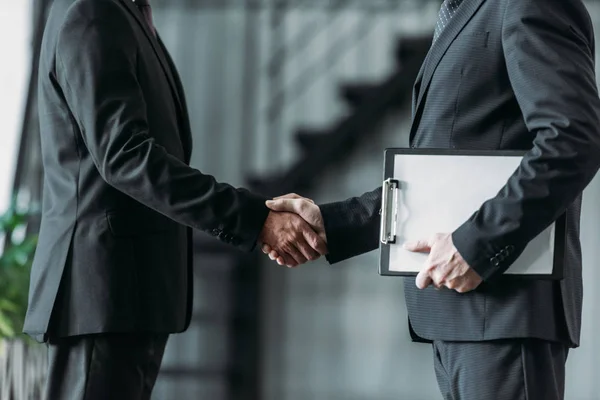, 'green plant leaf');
0,311,16,338
0,299,18,313
0,201,39,341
